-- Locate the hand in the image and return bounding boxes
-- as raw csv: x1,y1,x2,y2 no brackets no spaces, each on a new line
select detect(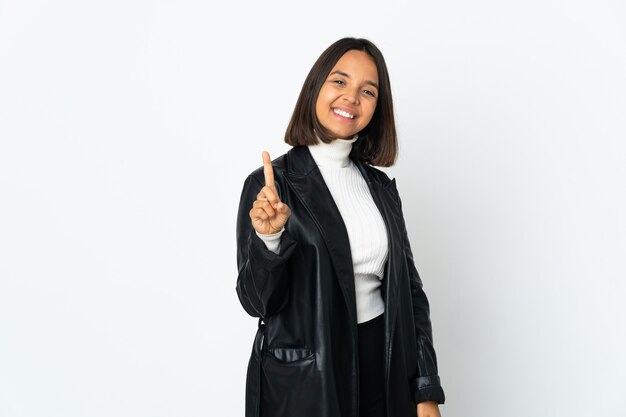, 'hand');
249,151,291,235
417,401,441,417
